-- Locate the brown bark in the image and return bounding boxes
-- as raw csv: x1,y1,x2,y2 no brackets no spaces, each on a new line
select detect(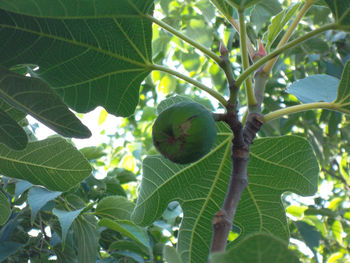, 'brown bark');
210,112,263,254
